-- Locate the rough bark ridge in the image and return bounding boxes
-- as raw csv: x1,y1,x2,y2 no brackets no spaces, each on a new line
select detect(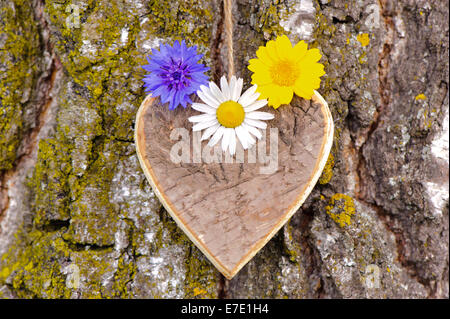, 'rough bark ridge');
0,0,448,298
